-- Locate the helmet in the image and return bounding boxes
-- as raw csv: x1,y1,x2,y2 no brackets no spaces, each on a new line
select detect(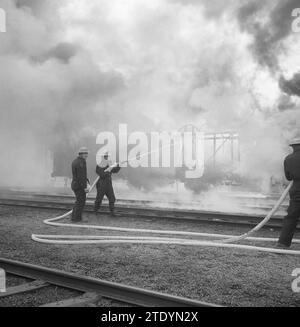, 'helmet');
78,147,89,155
289,139,300,146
